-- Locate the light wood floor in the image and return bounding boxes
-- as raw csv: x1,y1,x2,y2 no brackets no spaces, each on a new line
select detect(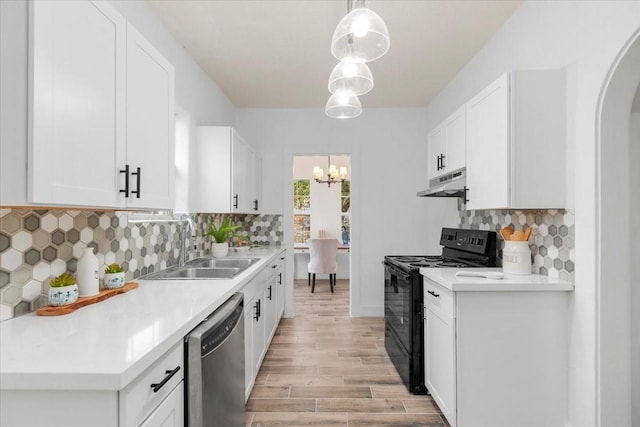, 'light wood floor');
245,278,449,427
